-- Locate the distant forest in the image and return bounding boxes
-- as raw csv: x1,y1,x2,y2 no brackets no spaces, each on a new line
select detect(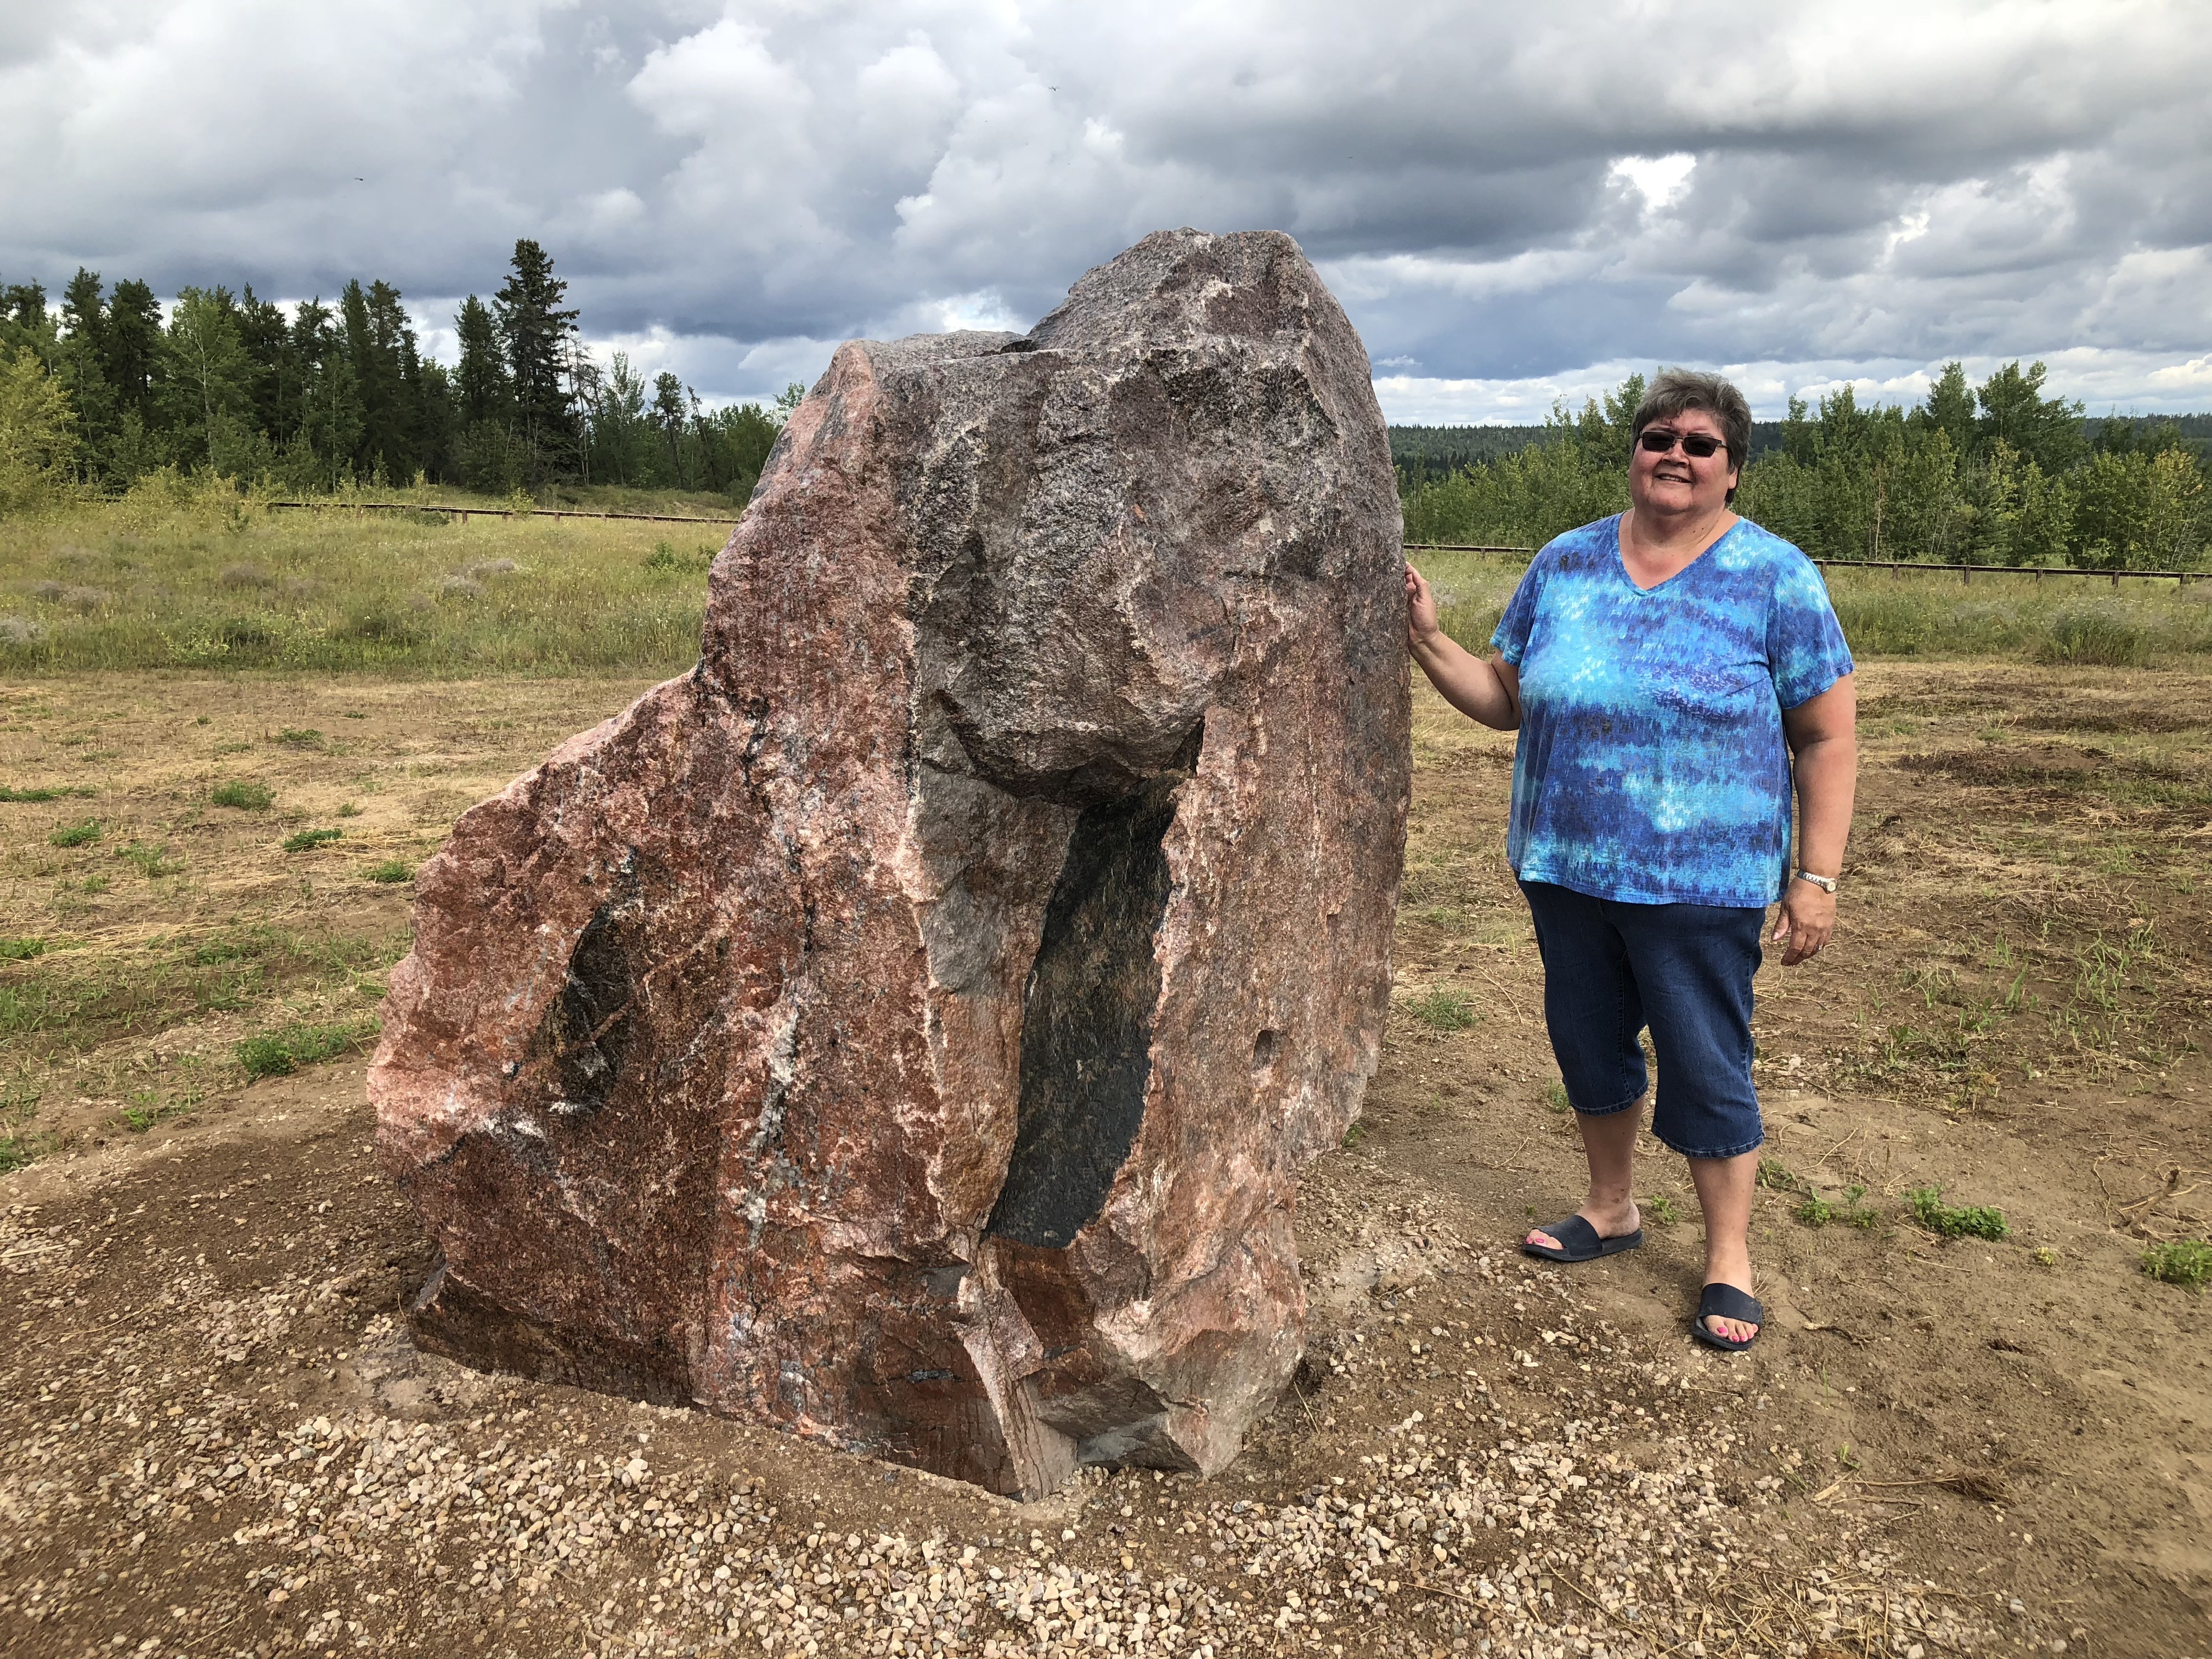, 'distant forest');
1391,414,2212,482
2,241,2205,571
1395,370,2212,568
0,240,791,505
